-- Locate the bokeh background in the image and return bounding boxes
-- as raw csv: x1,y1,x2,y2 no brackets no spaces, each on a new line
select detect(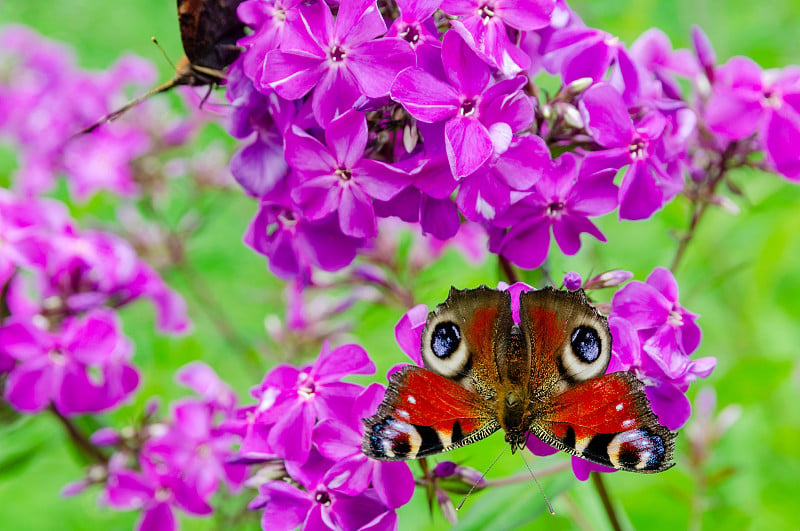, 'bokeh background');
1,0,800,529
